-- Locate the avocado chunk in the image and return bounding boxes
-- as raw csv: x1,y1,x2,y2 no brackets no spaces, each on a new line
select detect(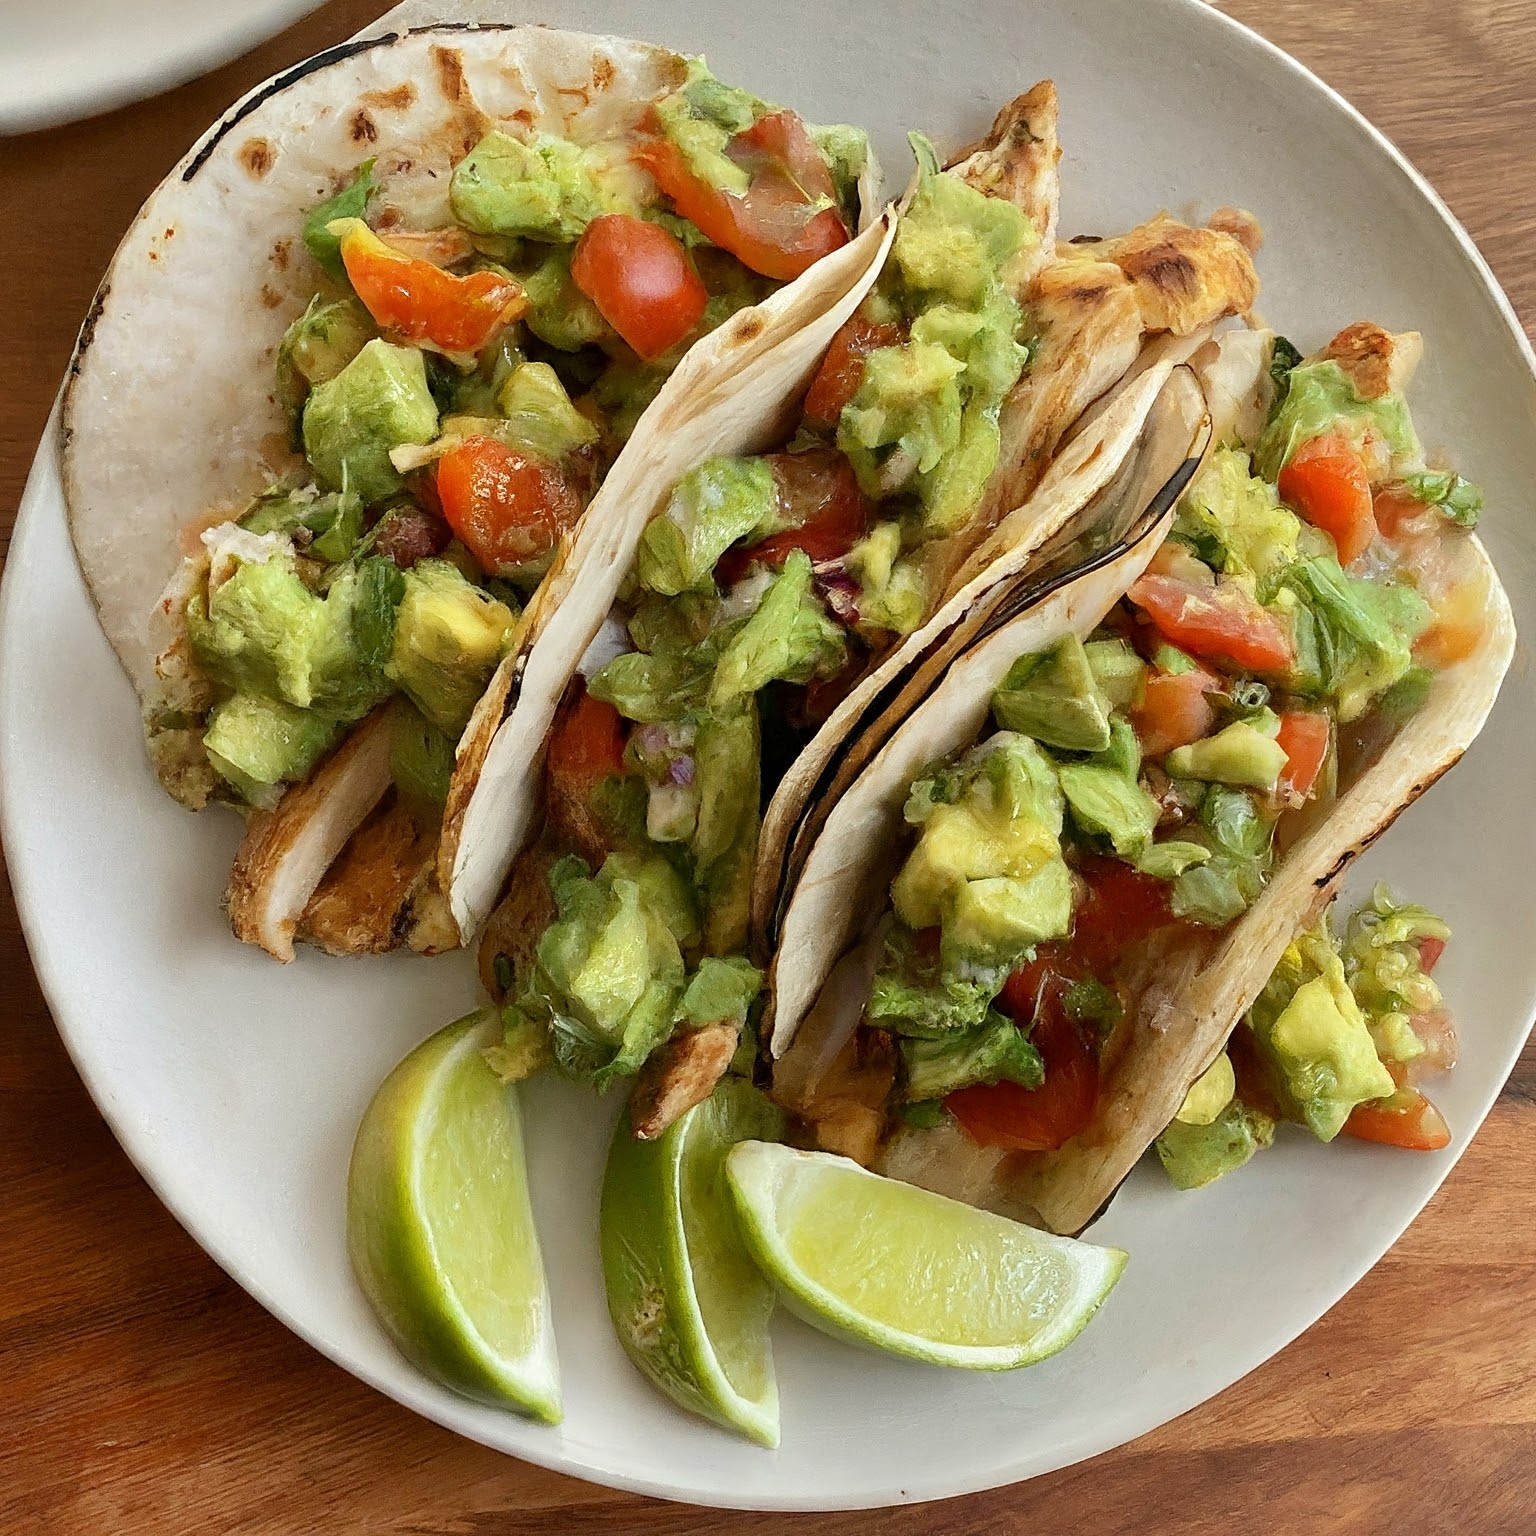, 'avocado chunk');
484,1005,555,1086
519,246,613,352
1174,446,1301,581
846,521,927,636
302,159,376,282
1155,1097,1275,1190
487,361,600,462
1164,720,1289,791
202,692,339,801
901,1012,1044,1101
601,848,701,951
675,955,762,1029
449,130,631,242
944,862,1074,967
1249,931,1397,1141
652,60,764,196
992,635,1113,752
1084,638,1146,710
689,703,761,956
1058,763,1159,856
708,550,846,706
389,698,455,809
240,483,364,566
839,339,965,495
385,559,517,736
636,456,779,597
275,297,377,424
1174,1052,1236,1125
302,339,439,505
